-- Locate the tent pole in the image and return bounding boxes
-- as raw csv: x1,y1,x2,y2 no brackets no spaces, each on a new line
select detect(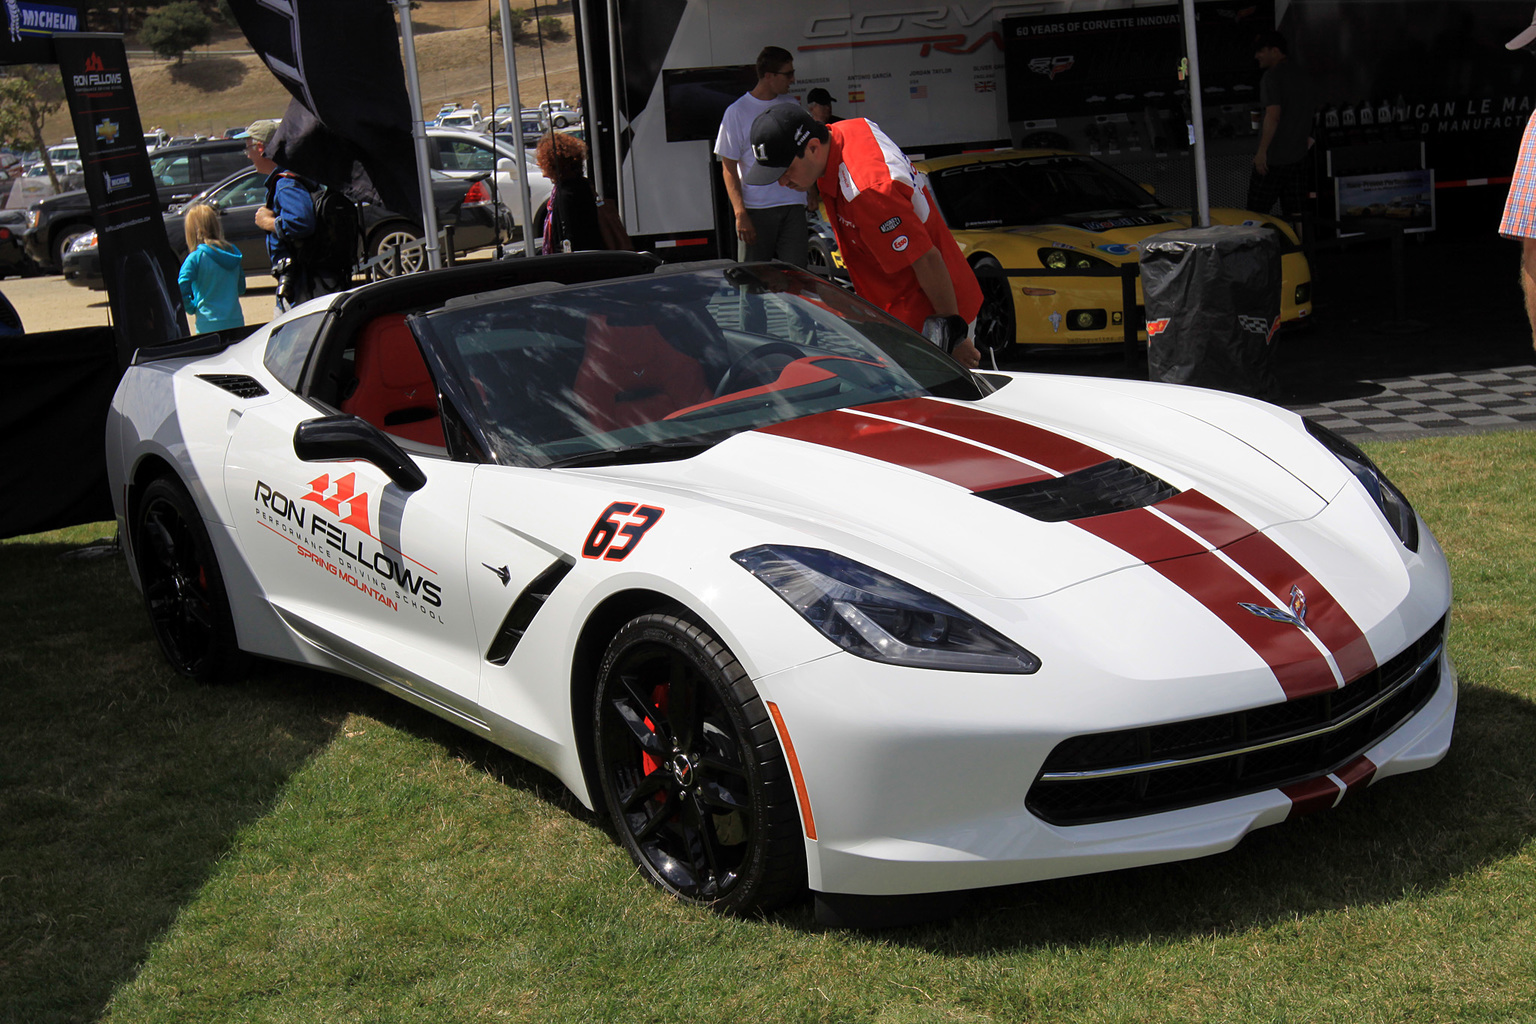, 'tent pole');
1180,0,1211,227
499,0,536,256
575,0,606,199
393,0,443,269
